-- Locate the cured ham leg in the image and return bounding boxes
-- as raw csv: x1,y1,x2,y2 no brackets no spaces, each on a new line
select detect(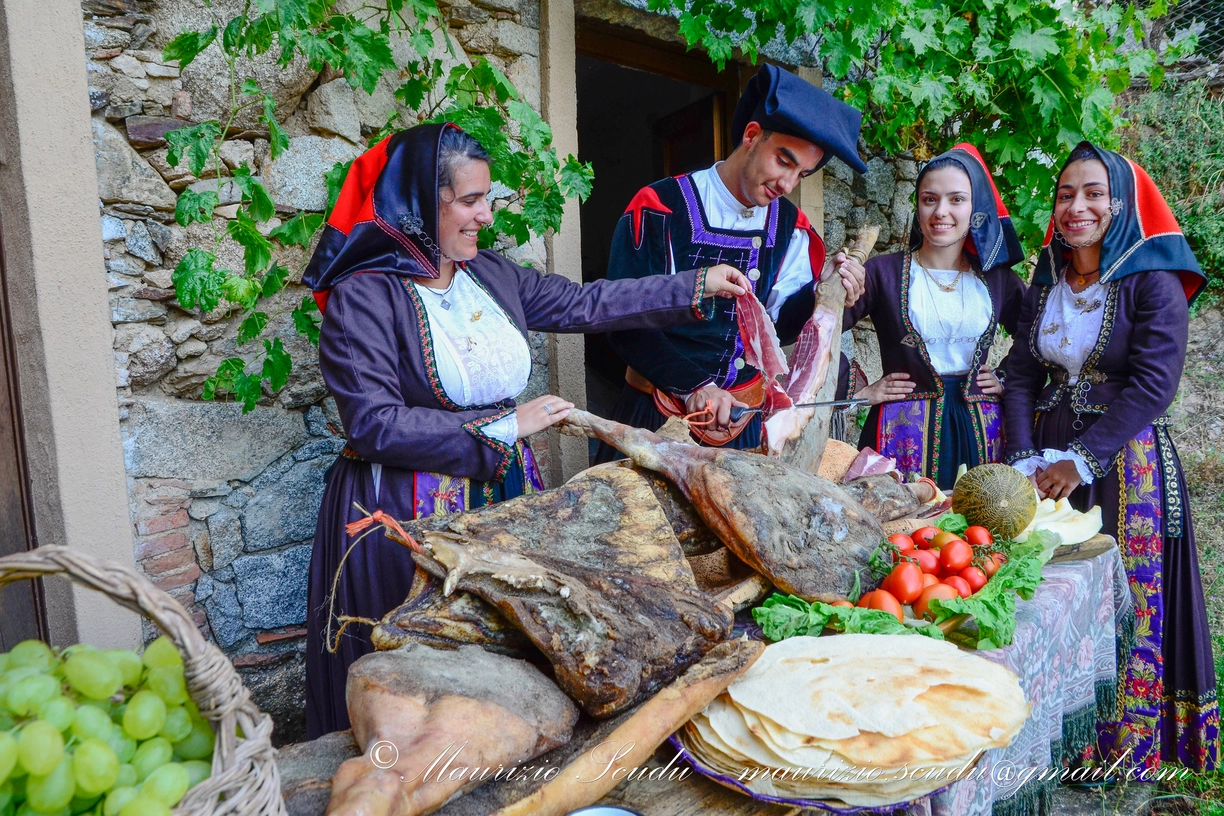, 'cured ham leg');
735,291,792,414
327,643,577,816
561,410,885,602
765,226,880,470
